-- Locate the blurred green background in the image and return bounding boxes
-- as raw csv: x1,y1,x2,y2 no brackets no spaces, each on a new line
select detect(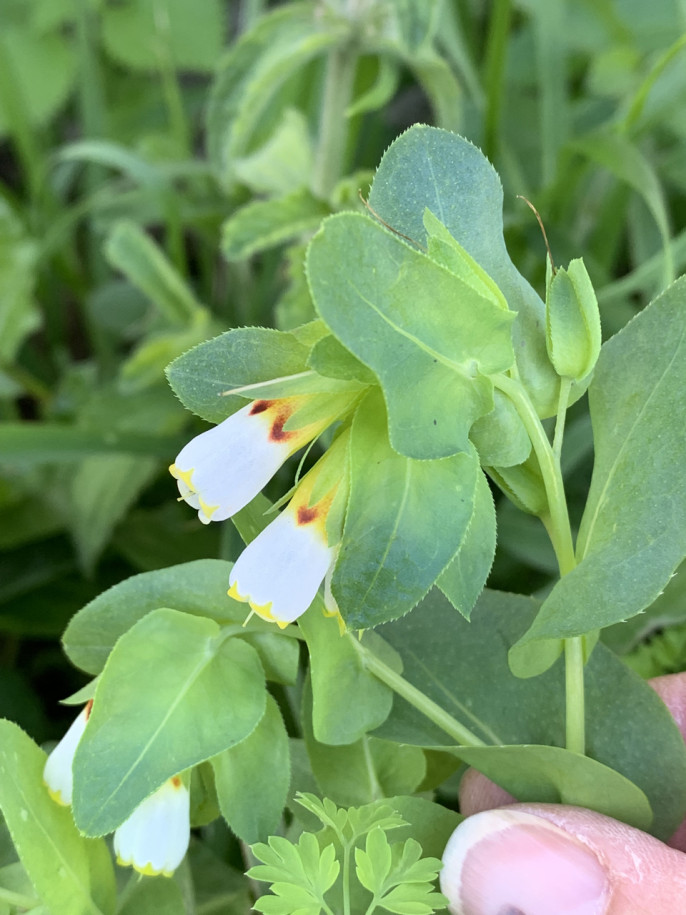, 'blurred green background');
1,0,686,744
